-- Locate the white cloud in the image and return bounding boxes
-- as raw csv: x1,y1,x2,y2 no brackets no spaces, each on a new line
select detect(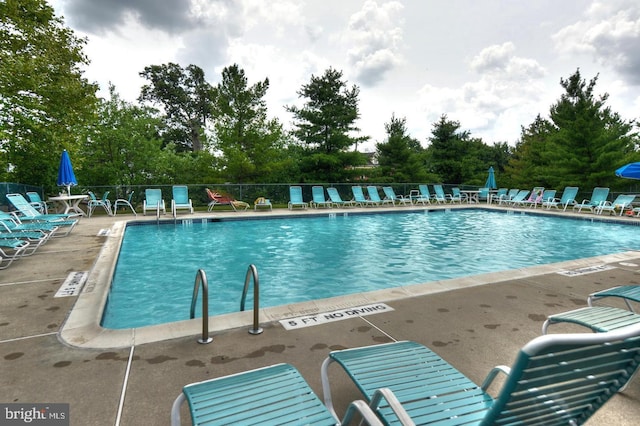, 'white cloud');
222,41,332,129
240,0,308,39
344,0,405,86
78,16,184,100
471,42,546,80
553,0,640,84
417,43,549,143
50,0,640,149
